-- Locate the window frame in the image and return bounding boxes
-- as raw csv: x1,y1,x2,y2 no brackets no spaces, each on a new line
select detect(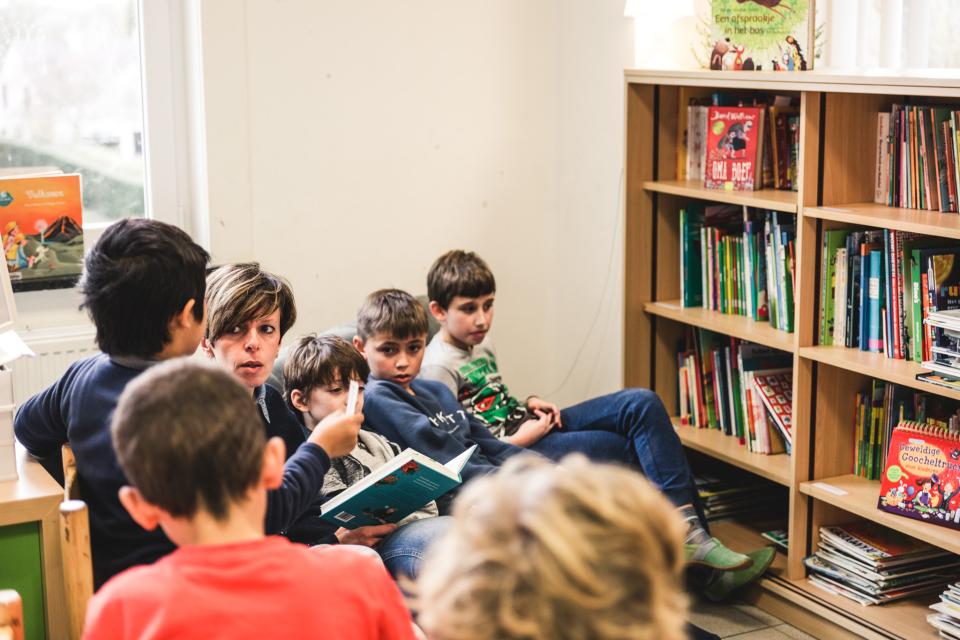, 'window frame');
14,0,202,326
